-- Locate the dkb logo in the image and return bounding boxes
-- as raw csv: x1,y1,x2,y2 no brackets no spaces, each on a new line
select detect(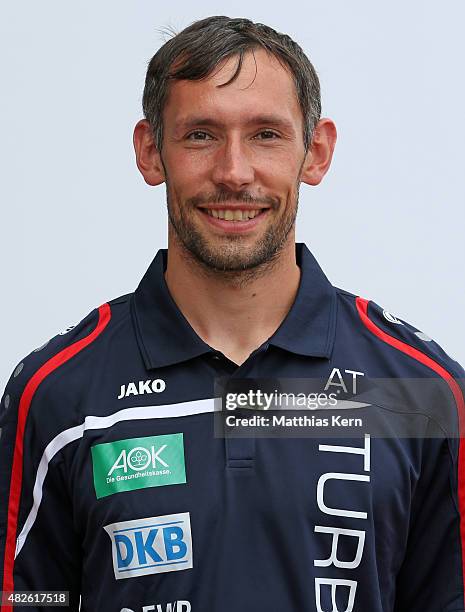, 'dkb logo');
104,512,193,579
